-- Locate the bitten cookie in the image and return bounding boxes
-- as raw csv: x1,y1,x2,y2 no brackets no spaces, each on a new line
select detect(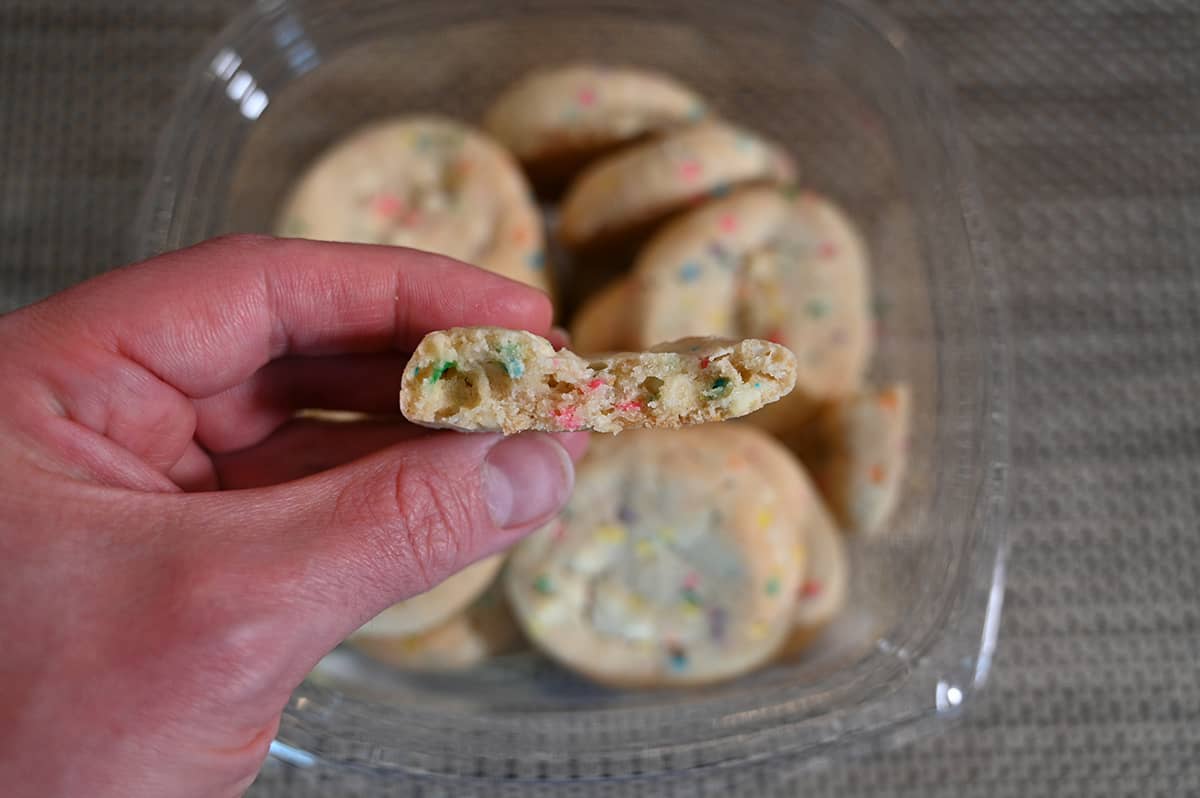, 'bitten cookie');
505,428,804,687
399,327,797,434
350,554,504,638
275,116,550,292
484,64,706,193
559,120,795,250
348,581,524,671
633,185,872,430
790,384,911,536
779,499,849,657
